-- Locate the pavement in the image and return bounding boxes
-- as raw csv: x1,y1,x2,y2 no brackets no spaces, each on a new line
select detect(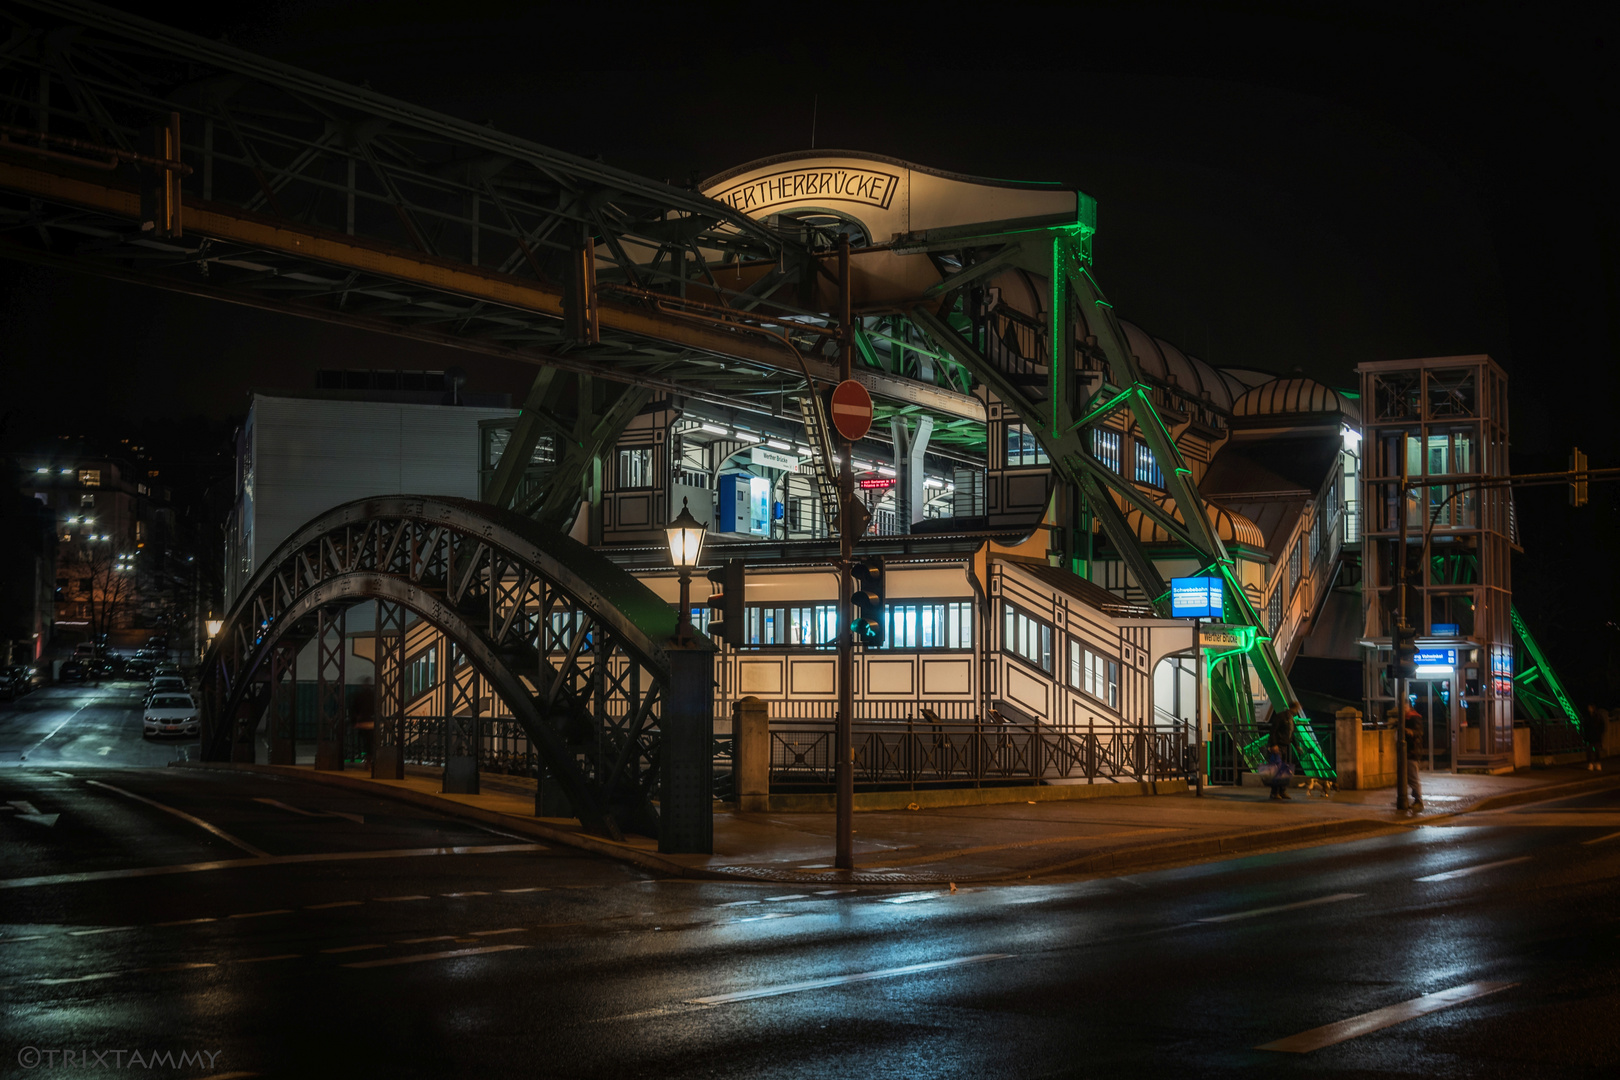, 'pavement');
180,750,1620,885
